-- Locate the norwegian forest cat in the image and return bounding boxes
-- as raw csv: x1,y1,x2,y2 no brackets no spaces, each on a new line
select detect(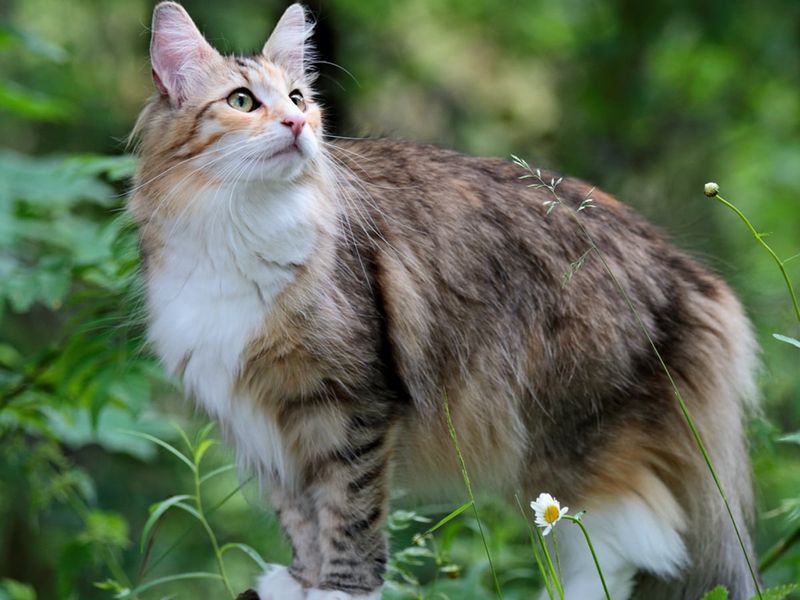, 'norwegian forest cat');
129,3,759,599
